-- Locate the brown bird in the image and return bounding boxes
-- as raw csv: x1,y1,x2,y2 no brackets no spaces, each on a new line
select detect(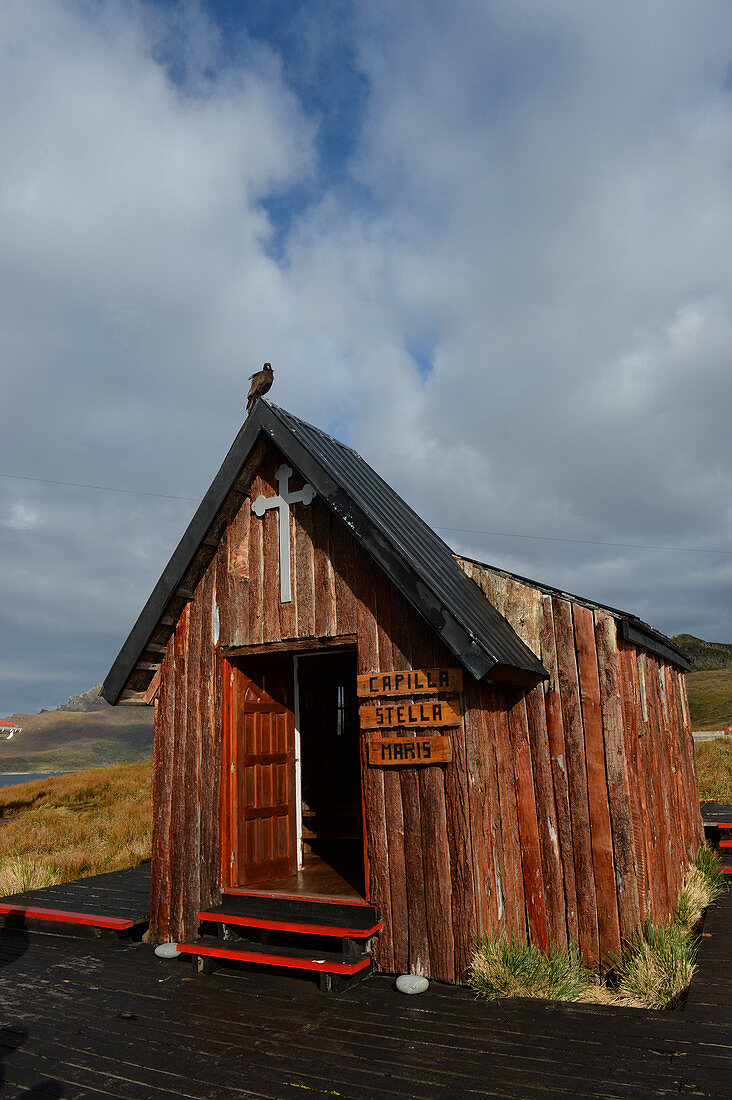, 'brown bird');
246,362,274,412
